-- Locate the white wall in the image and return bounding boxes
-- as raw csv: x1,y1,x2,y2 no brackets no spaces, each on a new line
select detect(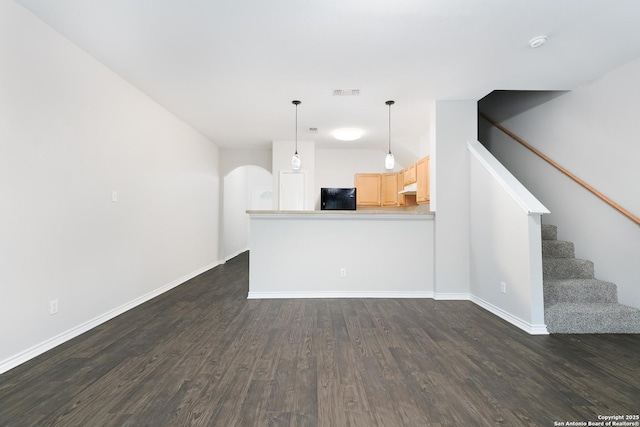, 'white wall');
0,2,220,372
468,142,547,334
220,147,271,177
479,57,640,309
223,168,247,259
248,213,434,298
431,100,477,298
222,166,272,260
